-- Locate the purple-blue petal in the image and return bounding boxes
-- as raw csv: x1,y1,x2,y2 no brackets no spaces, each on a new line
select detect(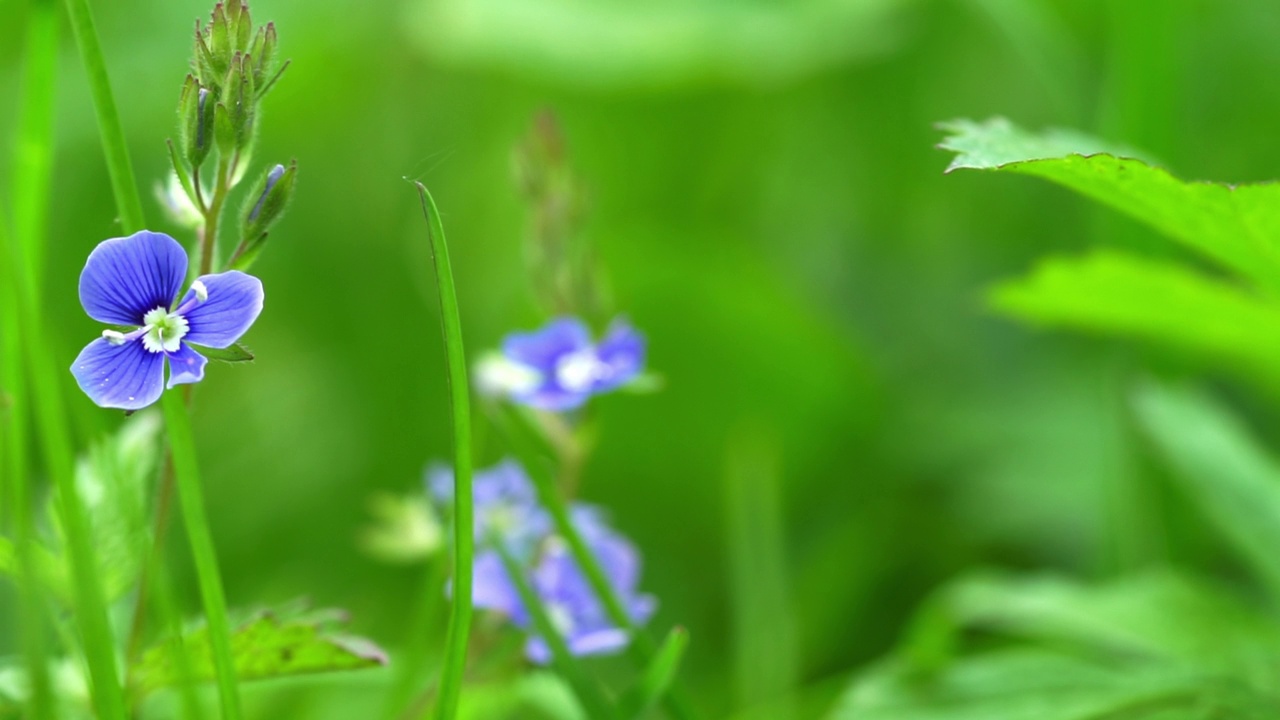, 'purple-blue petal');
472,550,525,620
181,271,264,348
512,386,592,412
501,318,591,373
592,321,645,392
71,338,166,410
166,343,208,389
79,231,188,325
